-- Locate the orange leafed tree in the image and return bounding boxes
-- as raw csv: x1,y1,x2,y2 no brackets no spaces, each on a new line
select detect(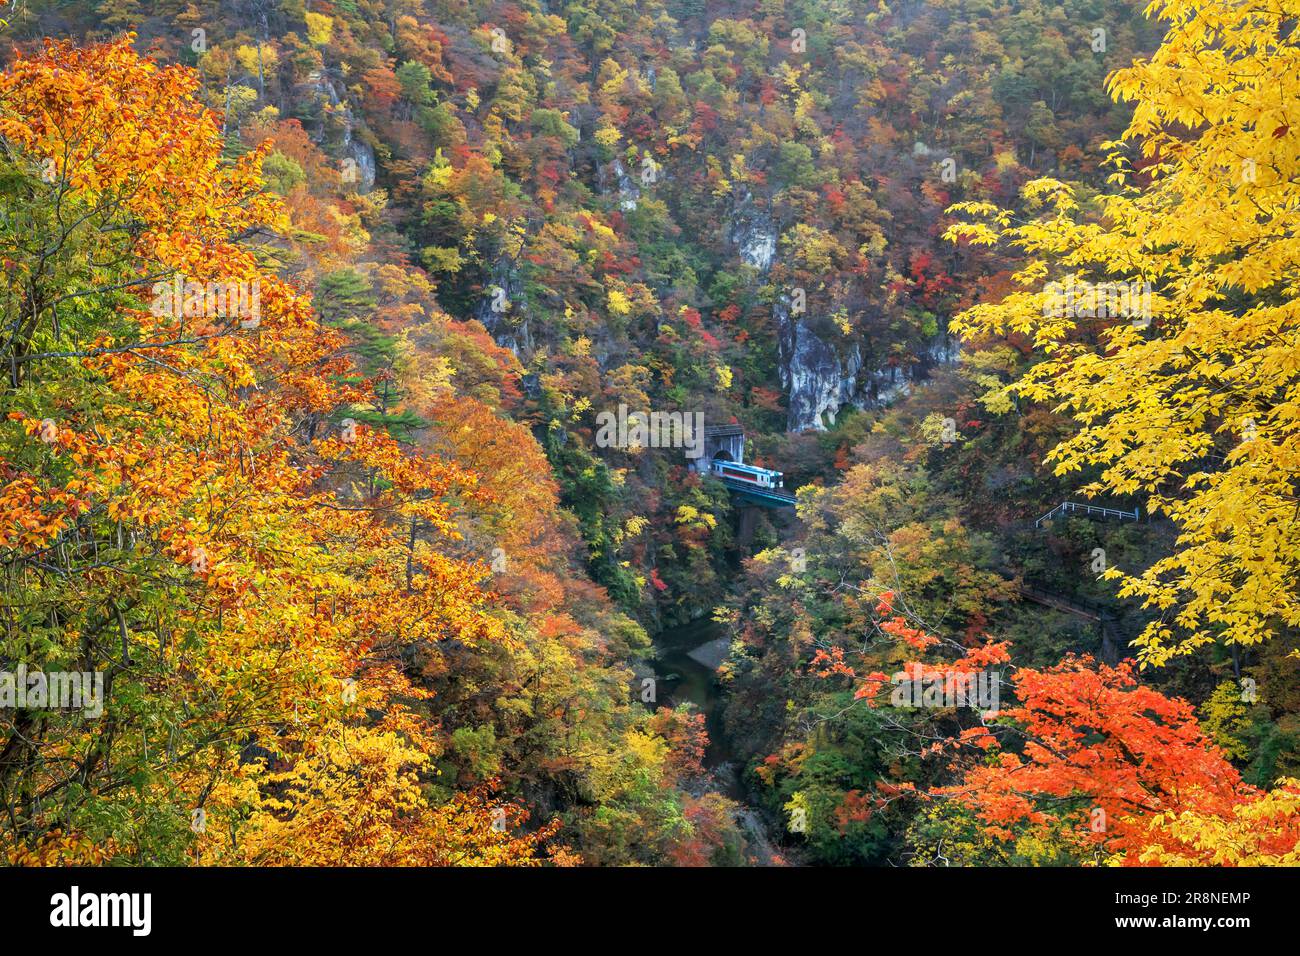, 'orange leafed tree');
836,594,1300,865
936,656,1300,865
0,38,560,865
